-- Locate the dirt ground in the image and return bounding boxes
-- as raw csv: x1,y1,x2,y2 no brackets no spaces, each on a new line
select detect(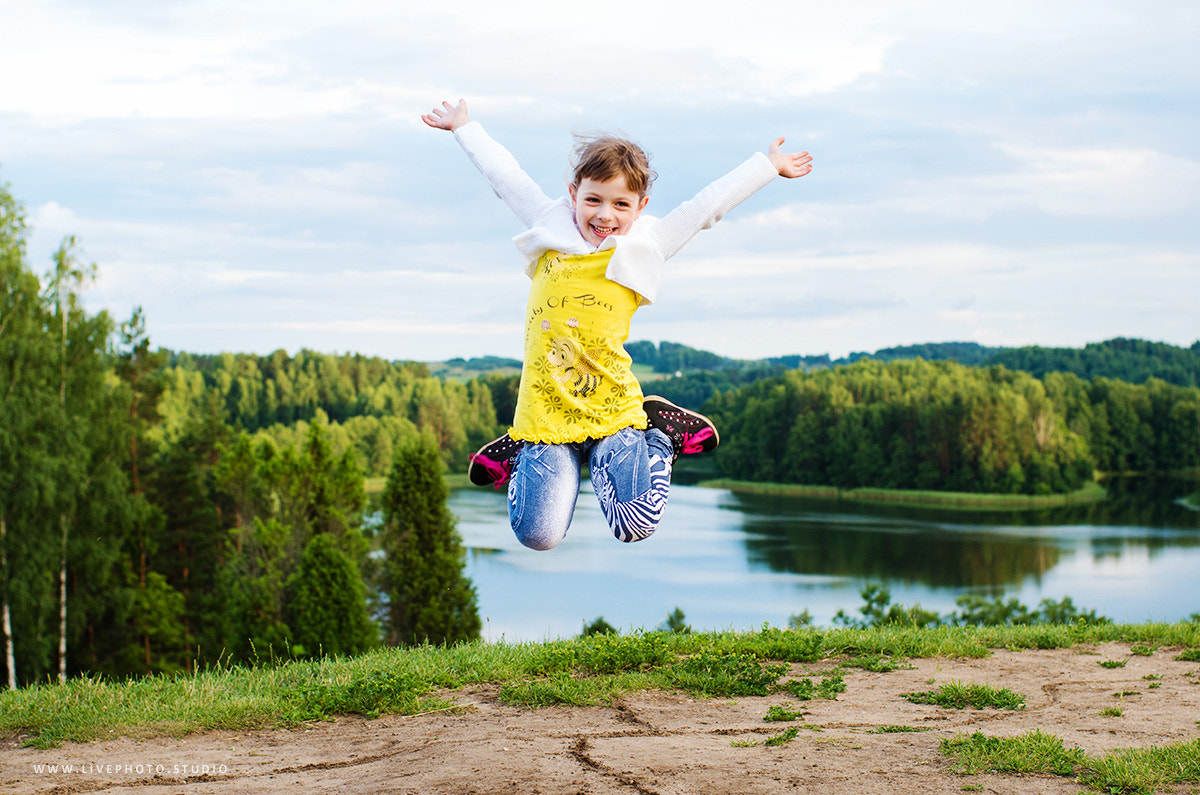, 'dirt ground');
4,642,1199,795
